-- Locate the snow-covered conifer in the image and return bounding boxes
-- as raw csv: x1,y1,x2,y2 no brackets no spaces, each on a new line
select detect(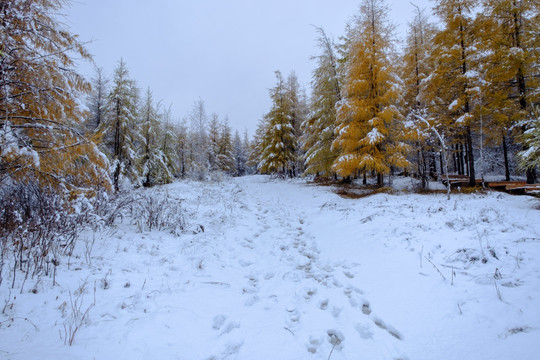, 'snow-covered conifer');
333,0,408,186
